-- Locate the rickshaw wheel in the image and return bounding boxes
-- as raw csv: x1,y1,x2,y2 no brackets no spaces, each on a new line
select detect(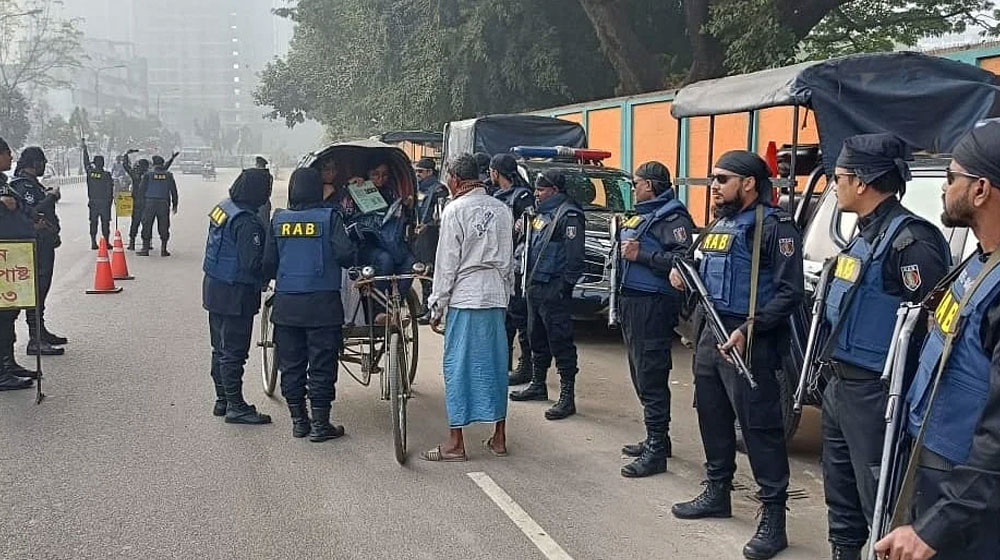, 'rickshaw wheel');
403,289,420,385
389,331,407,464
260,296,278,397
